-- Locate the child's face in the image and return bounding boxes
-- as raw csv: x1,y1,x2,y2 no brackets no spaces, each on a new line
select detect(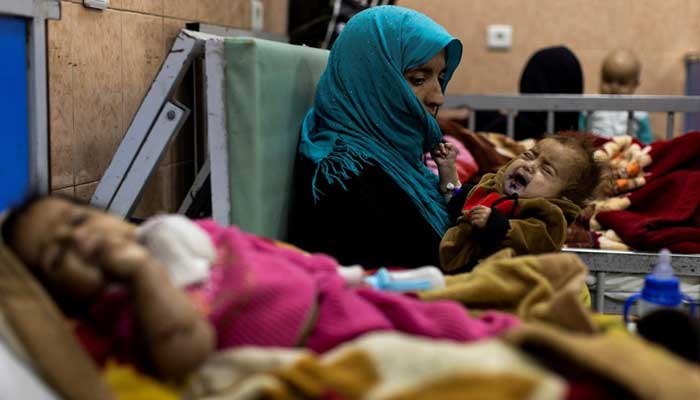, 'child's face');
503,138,581,199
10,197,137,301
601,75,638,95
601,63,639,95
